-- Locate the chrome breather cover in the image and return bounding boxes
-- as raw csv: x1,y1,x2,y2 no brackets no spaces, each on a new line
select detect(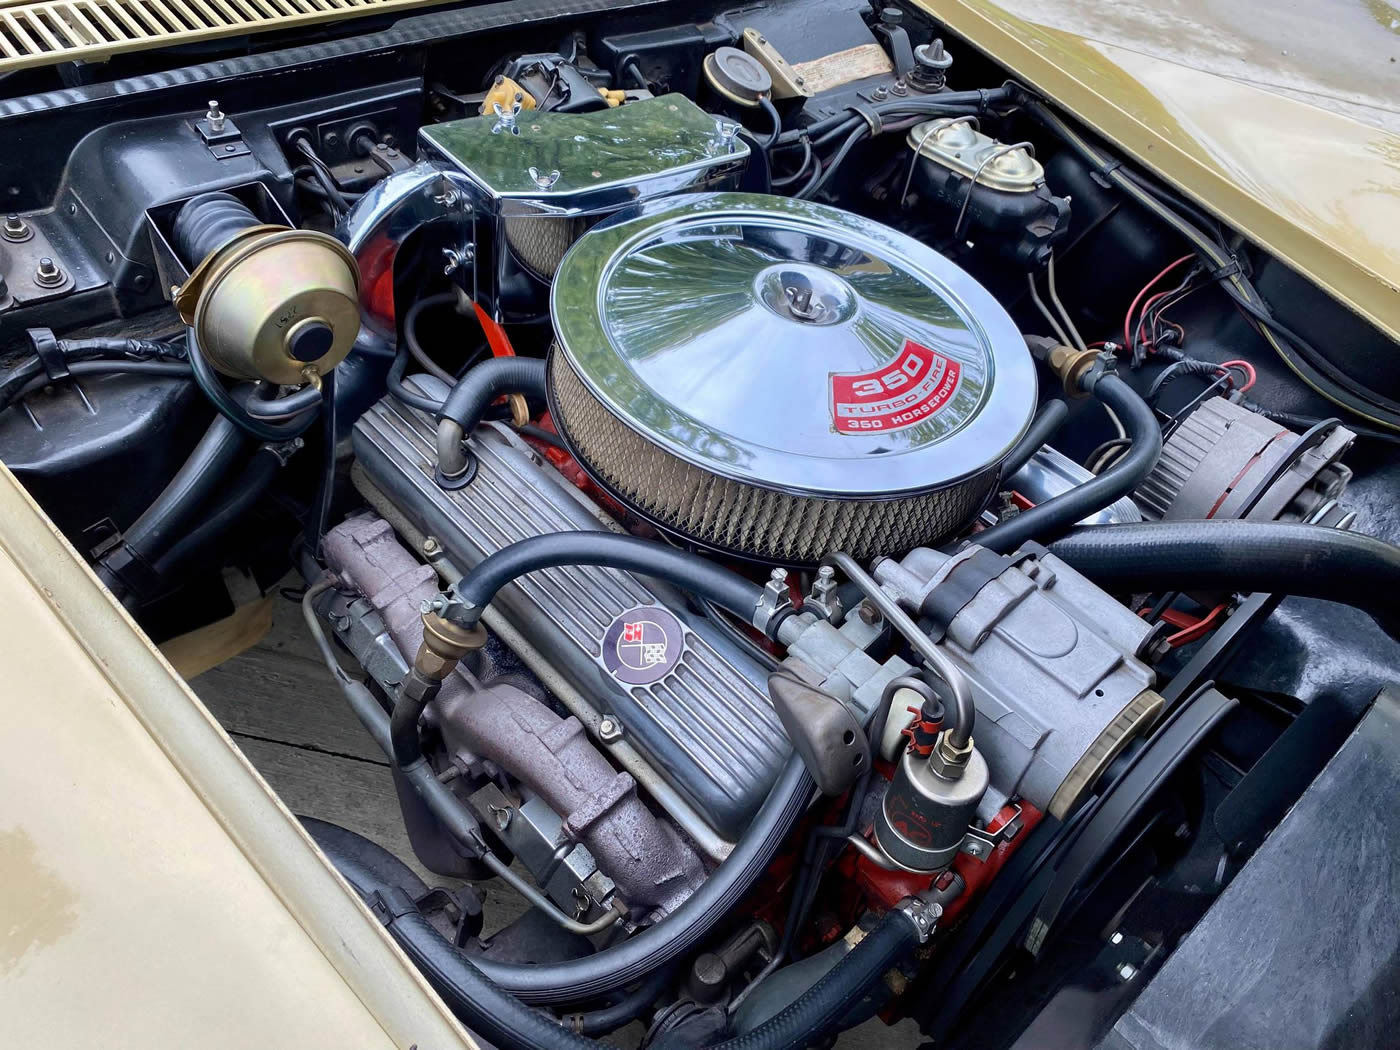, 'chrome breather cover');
547,193,1038,562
